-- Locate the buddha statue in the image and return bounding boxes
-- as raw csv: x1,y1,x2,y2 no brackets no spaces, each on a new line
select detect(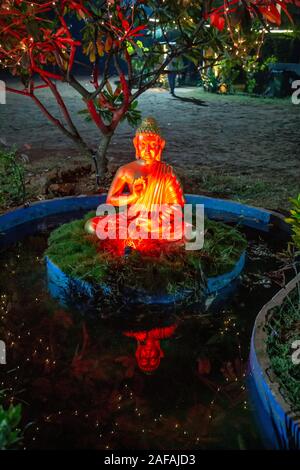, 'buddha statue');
85,117,185,249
